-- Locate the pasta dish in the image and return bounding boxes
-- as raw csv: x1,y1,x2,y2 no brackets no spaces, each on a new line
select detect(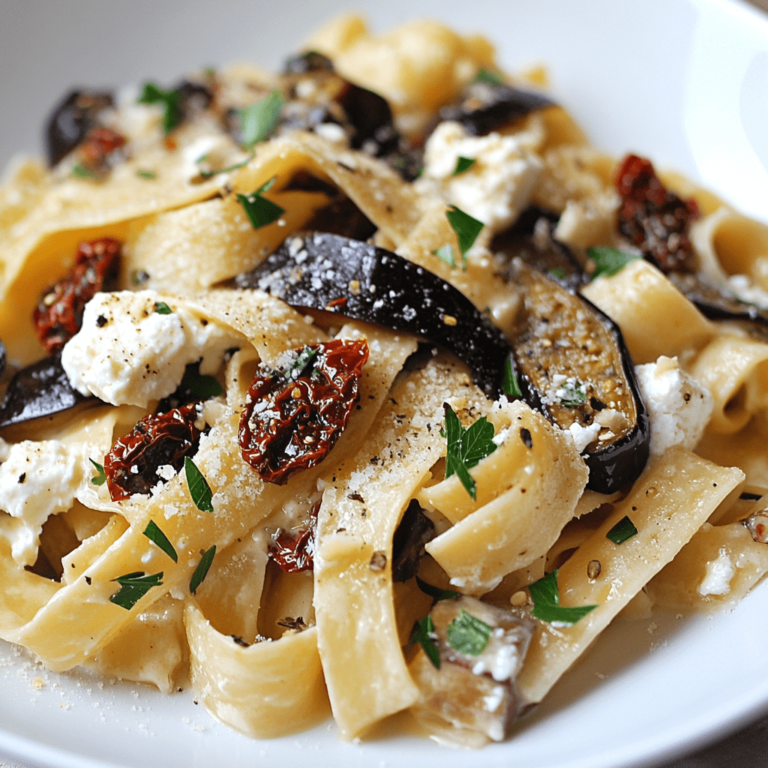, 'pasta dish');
0,13,767,749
